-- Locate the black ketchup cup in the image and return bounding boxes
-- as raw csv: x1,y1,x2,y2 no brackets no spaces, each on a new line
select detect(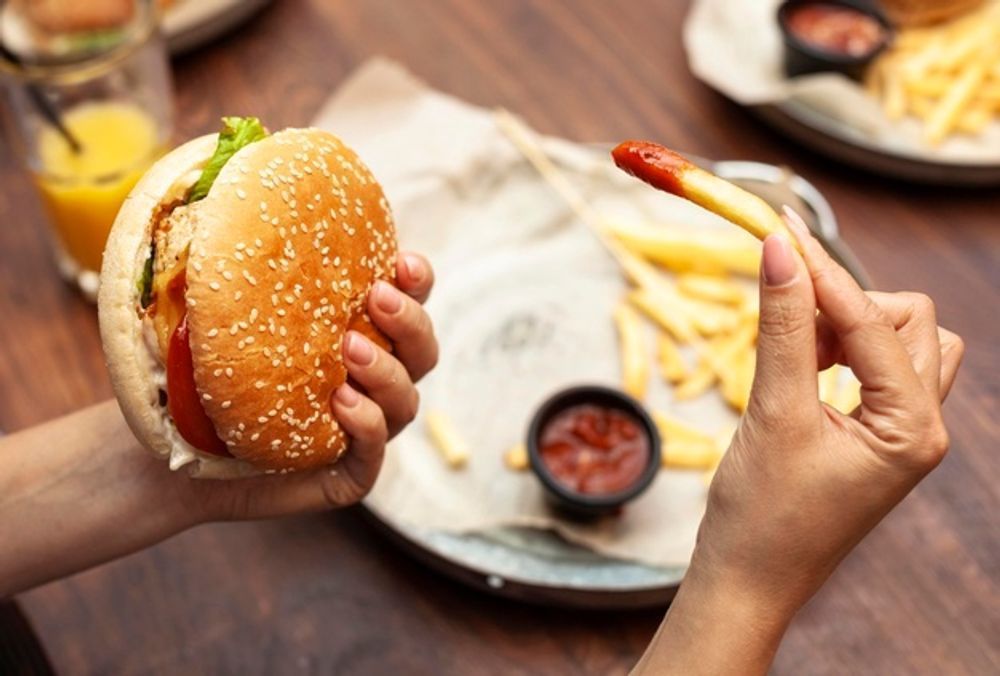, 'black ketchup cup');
527,385,661,518
777,0,893,79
